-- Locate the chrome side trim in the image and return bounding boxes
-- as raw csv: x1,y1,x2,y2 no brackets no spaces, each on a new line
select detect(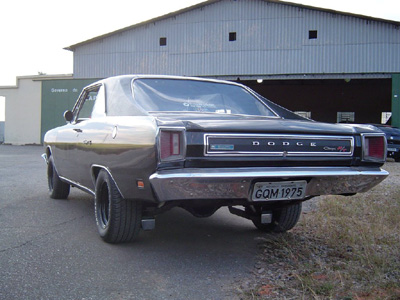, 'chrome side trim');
91,164,125,198
41,153,48,164
204,134,354,157
59,176,95,196
149,166,388,202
